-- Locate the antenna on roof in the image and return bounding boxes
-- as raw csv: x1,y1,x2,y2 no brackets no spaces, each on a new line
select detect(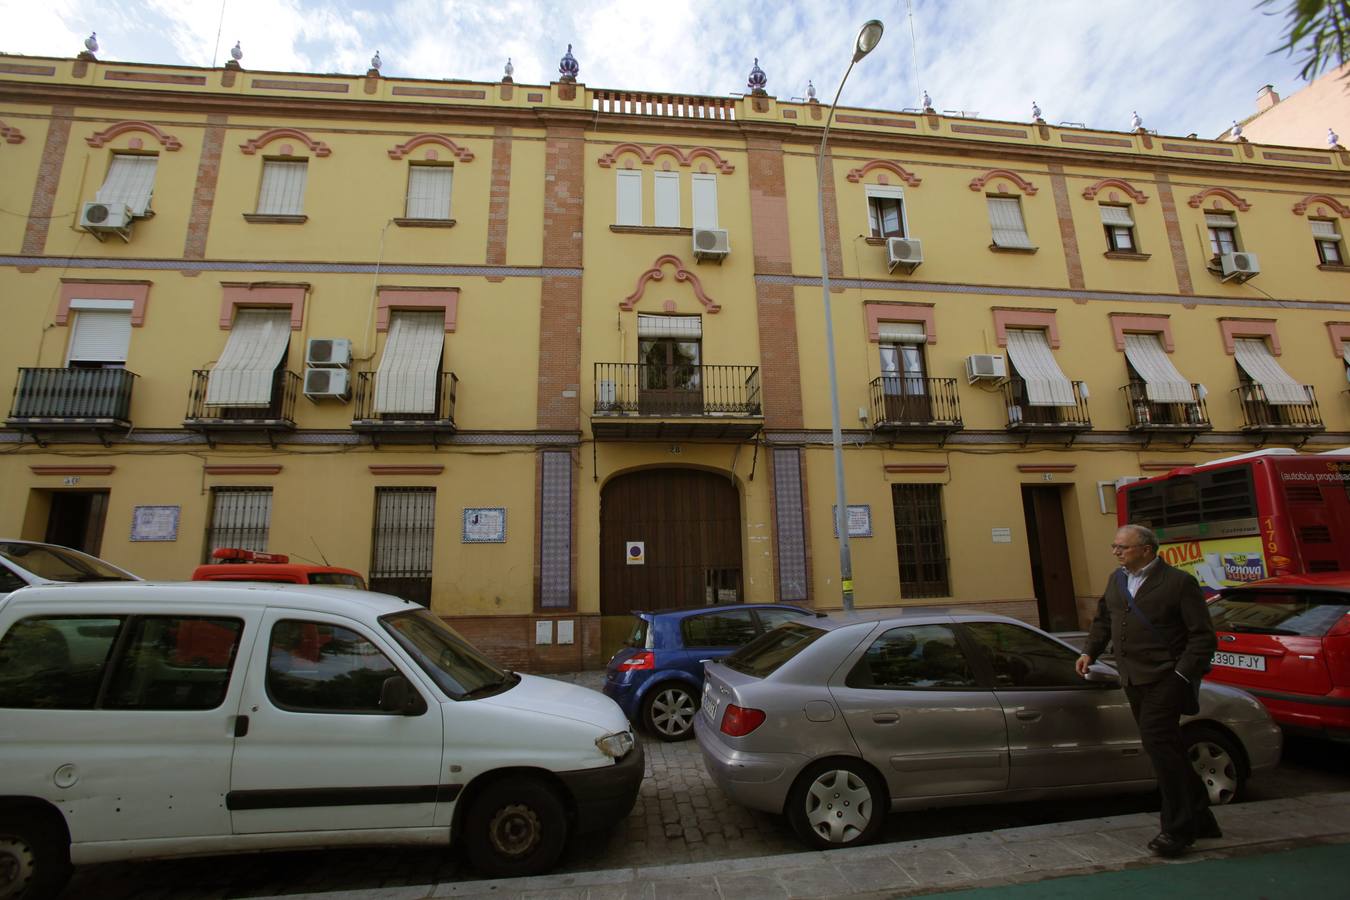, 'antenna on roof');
311,538,331,566
211,0,228,68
